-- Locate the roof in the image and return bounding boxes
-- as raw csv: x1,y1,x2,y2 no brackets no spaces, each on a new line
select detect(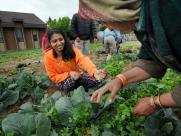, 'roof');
0,11,47,28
